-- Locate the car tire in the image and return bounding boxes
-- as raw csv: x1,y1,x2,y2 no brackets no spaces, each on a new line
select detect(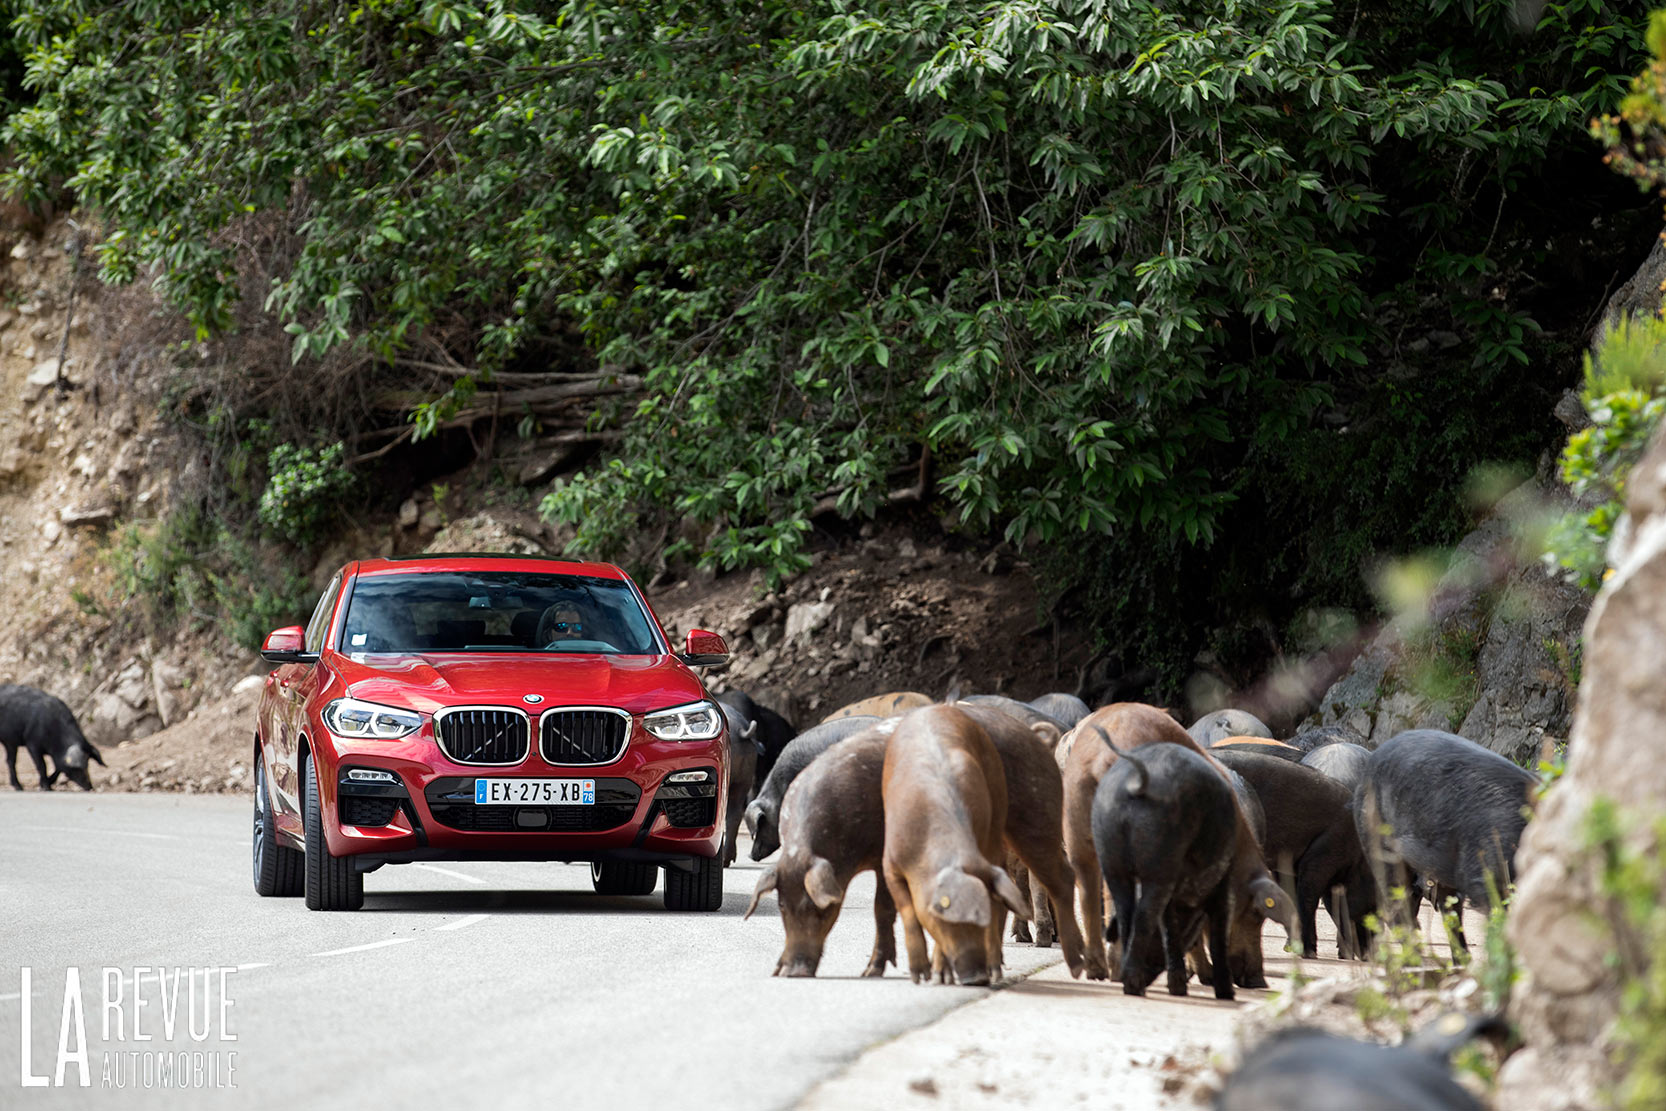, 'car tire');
252,753,303,897
663,855,723,912
303,752,364,911
591,860,658,896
